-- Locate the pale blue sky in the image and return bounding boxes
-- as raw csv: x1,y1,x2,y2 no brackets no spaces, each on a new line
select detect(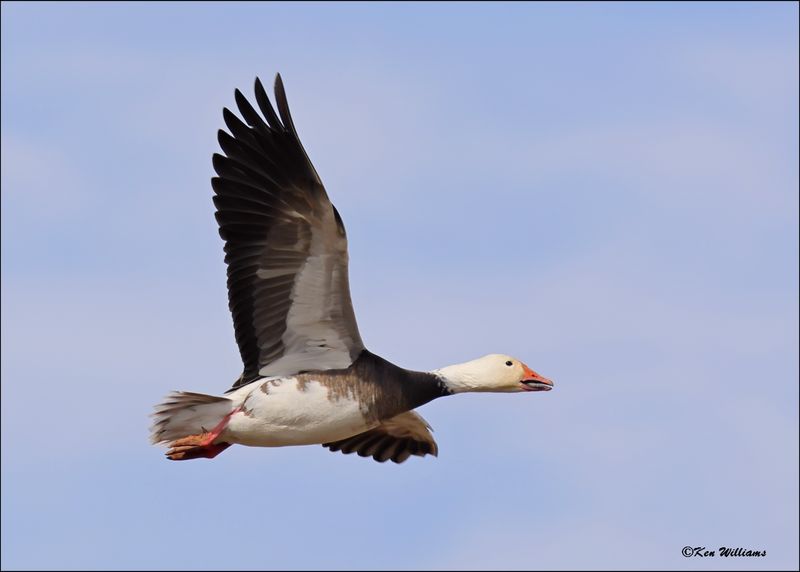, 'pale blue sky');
2,2,798,570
